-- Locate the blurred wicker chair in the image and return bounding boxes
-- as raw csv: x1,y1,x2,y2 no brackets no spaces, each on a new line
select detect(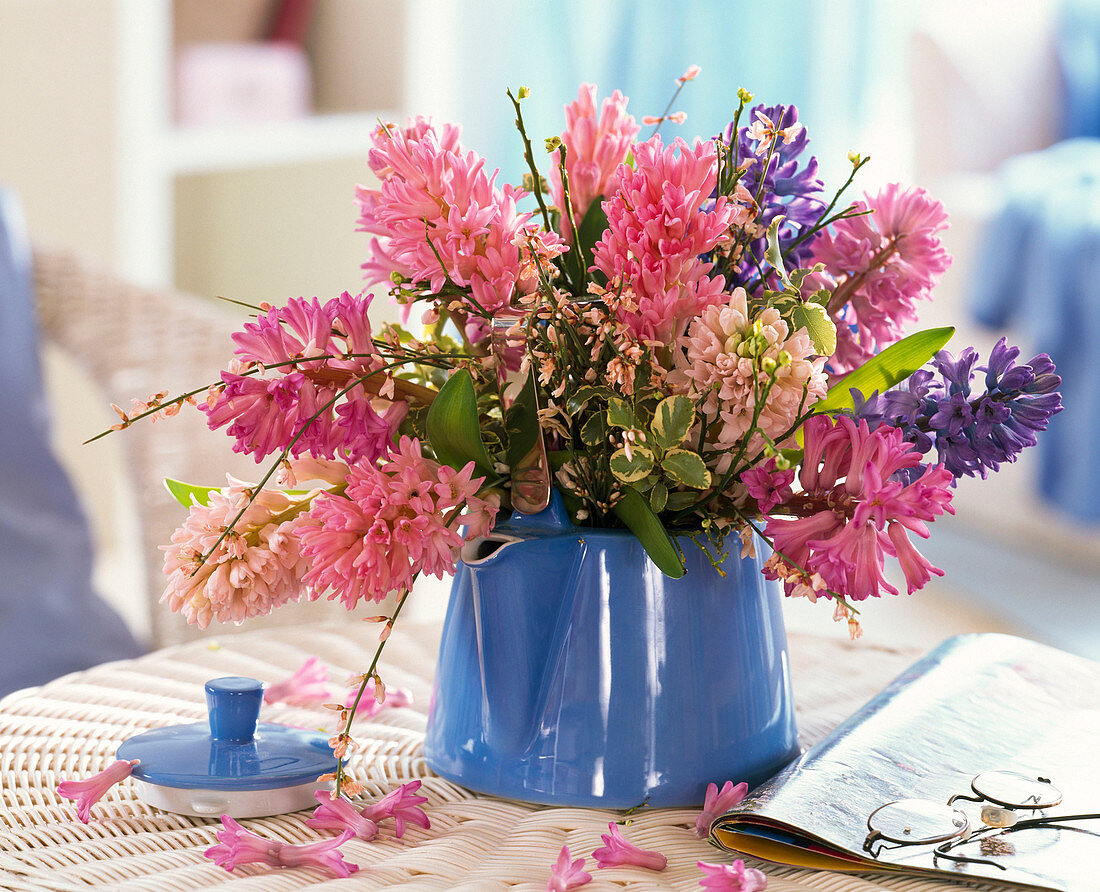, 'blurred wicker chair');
33,243,358,648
